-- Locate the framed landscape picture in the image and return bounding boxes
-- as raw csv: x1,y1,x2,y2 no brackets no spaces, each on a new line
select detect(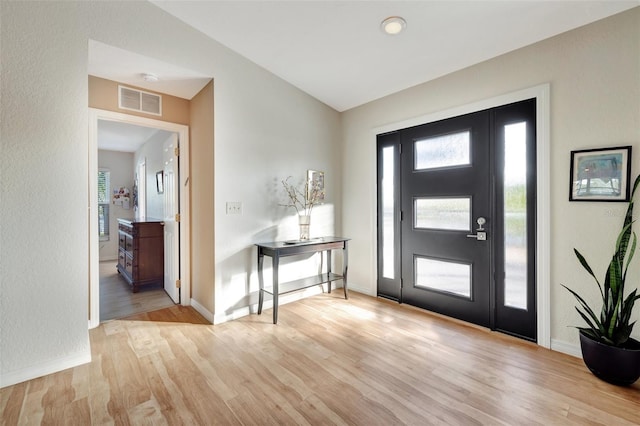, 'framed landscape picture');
569,146,632,202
